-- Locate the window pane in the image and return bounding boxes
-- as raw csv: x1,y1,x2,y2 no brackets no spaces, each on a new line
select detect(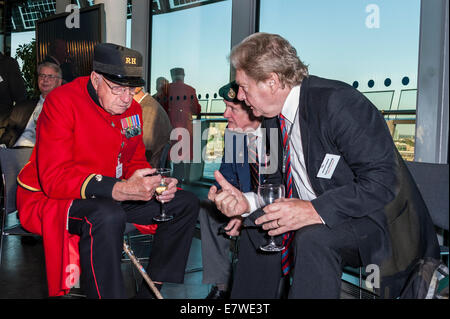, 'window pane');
259,0,421,160
150,0,231,99
151,0,232,180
